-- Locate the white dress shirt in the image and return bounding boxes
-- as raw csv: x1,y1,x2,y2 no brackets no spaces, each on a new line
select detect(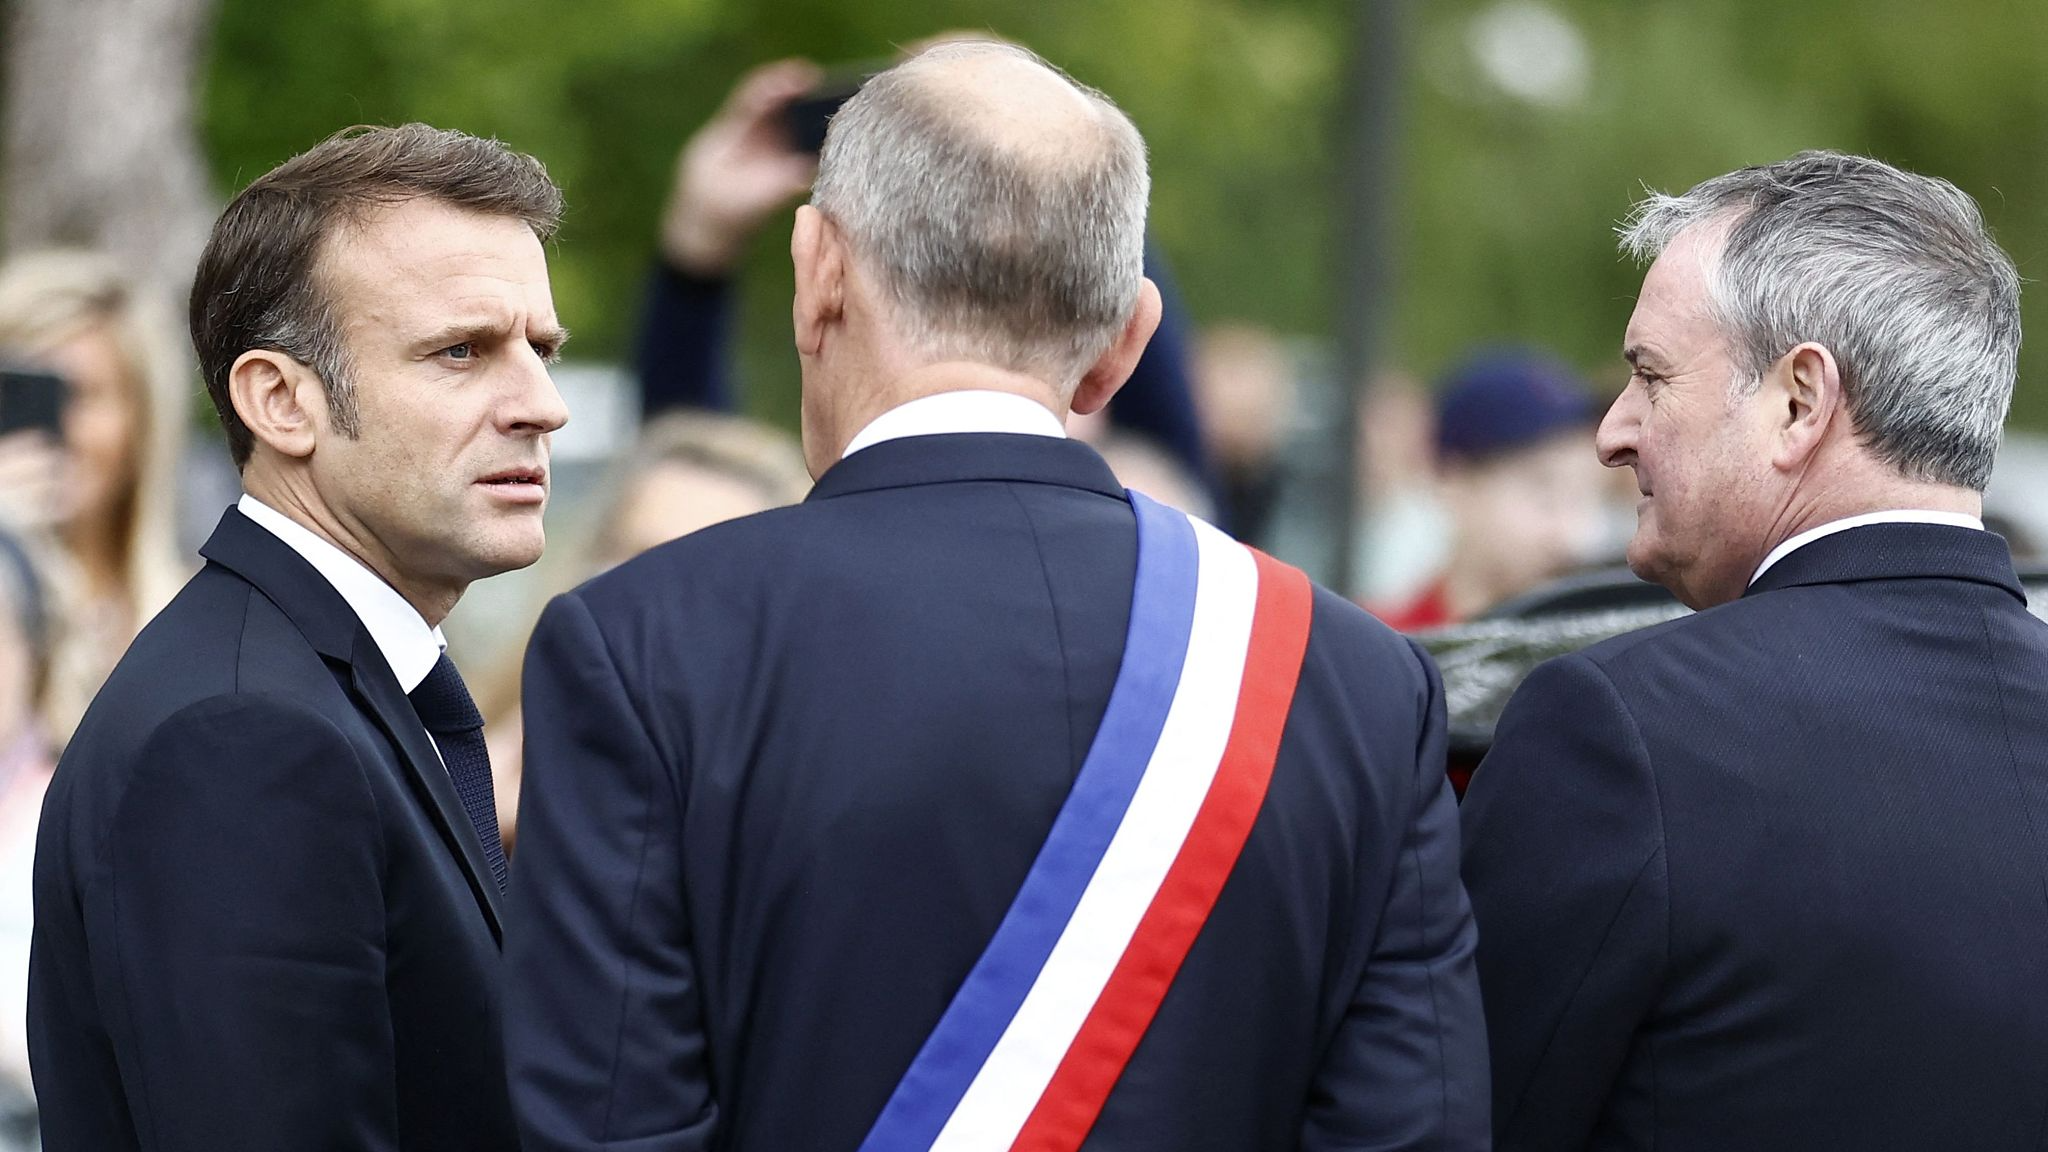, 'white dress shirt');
237,494,446,693
841,390,1067,460
1750,509,1986,586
